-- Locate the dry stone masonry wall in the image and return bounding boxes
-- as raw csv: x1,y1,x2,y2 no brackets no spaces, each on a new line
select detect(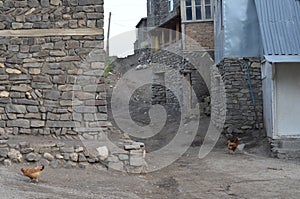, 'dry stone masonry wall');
0,0,147,172
0,0,104,29
150,44,210,116
211,59,263,134
0,0,105,136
